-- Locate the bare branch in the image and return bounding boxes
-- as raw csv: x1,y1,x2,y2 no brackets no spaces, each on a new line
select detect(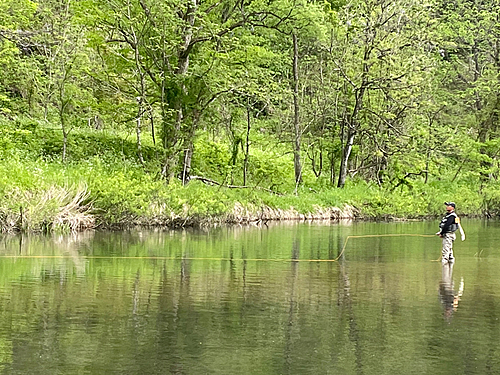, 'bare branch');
189,176,283,195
